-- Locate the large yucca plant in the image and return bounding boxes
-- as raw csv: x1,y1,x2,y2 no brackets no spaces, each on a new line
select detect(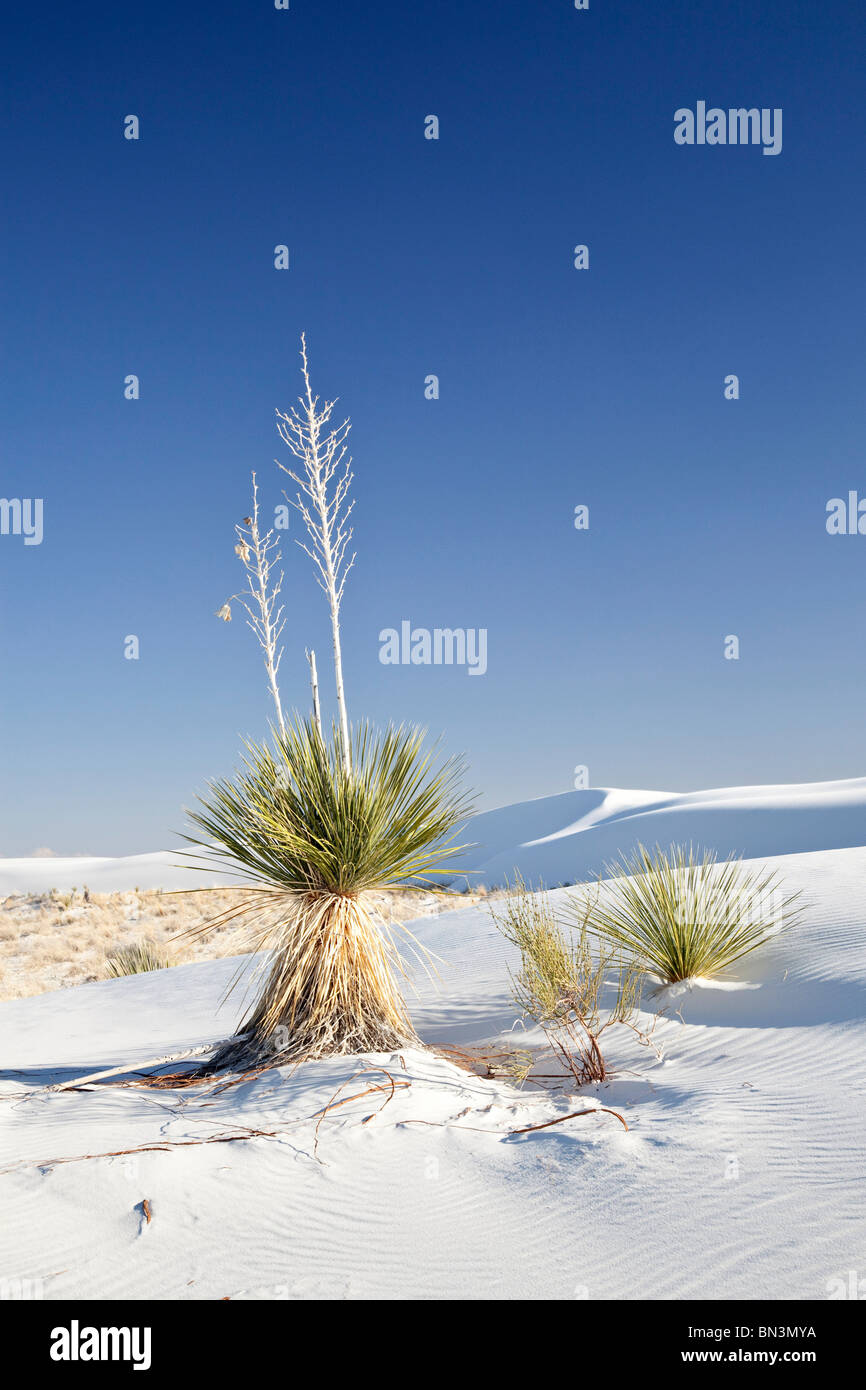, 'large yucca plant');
574,843,803,984
184,716,473,1069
